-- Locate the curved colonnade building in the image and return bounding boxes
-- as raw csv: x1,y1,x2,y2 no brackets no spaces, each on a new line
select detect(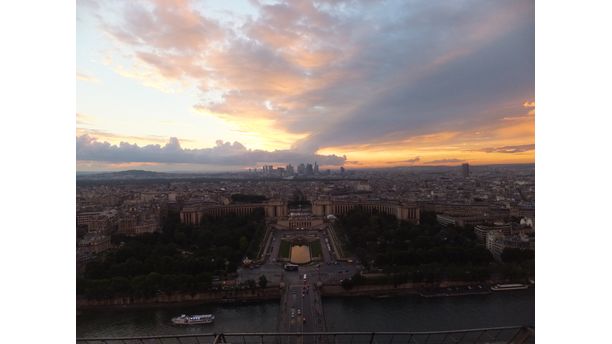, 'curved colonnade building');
180,200,419,226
